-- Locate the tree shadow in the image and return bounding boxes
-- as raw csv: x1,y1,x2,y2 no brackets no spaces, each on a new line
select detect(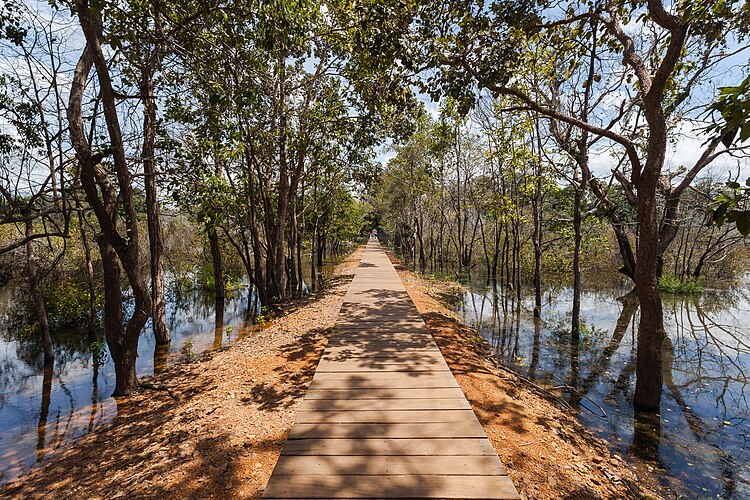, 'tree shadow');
243,328,329,412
